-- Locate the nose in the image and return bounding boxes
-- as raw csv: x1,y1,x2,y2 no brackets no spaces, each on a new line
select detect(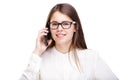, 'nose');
57,24,63,31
